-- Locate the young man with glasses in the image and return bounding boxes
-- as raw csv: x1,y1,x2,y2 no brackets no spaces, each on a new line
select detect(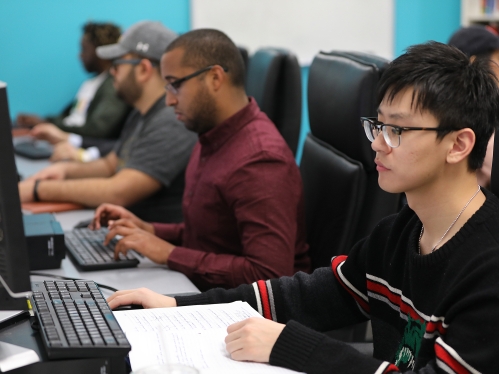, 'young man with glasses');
18,21,197,224
91,29,310,290
107,42,499,373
